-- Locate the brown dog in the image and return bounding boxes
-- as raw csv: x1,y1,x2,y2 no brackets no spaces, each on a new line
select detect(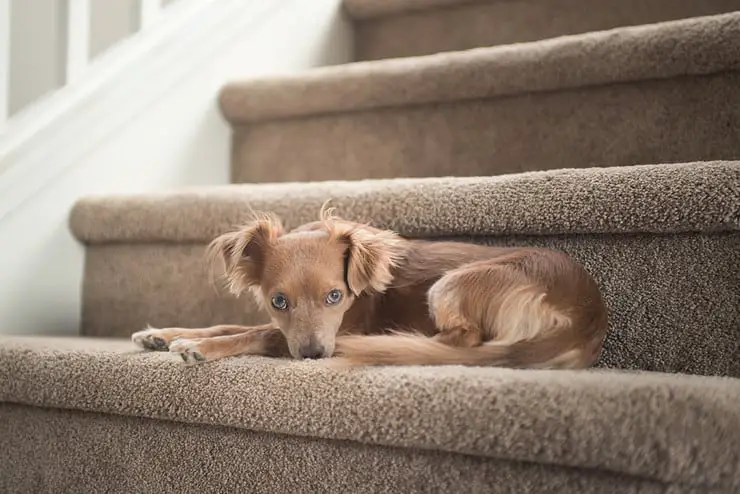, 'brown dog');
132,207,608,368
